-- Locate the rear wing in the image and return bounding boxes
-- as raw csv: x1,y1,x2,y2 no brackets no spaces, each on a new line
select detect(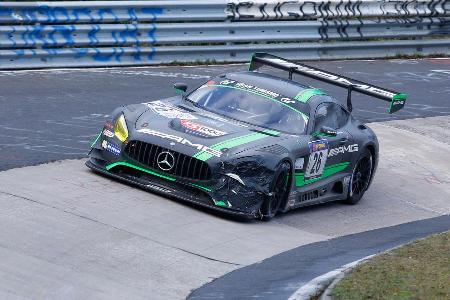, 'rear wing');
249,53,407,113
